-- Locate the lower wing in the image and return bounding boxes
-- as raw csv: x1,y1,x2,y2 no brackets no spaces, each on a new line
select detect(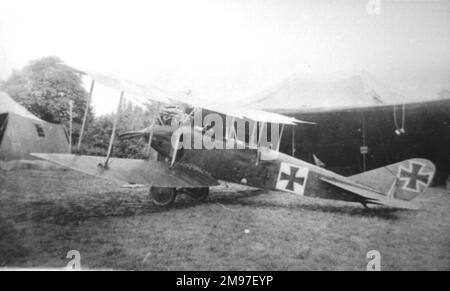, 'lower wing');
30,153,219,188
